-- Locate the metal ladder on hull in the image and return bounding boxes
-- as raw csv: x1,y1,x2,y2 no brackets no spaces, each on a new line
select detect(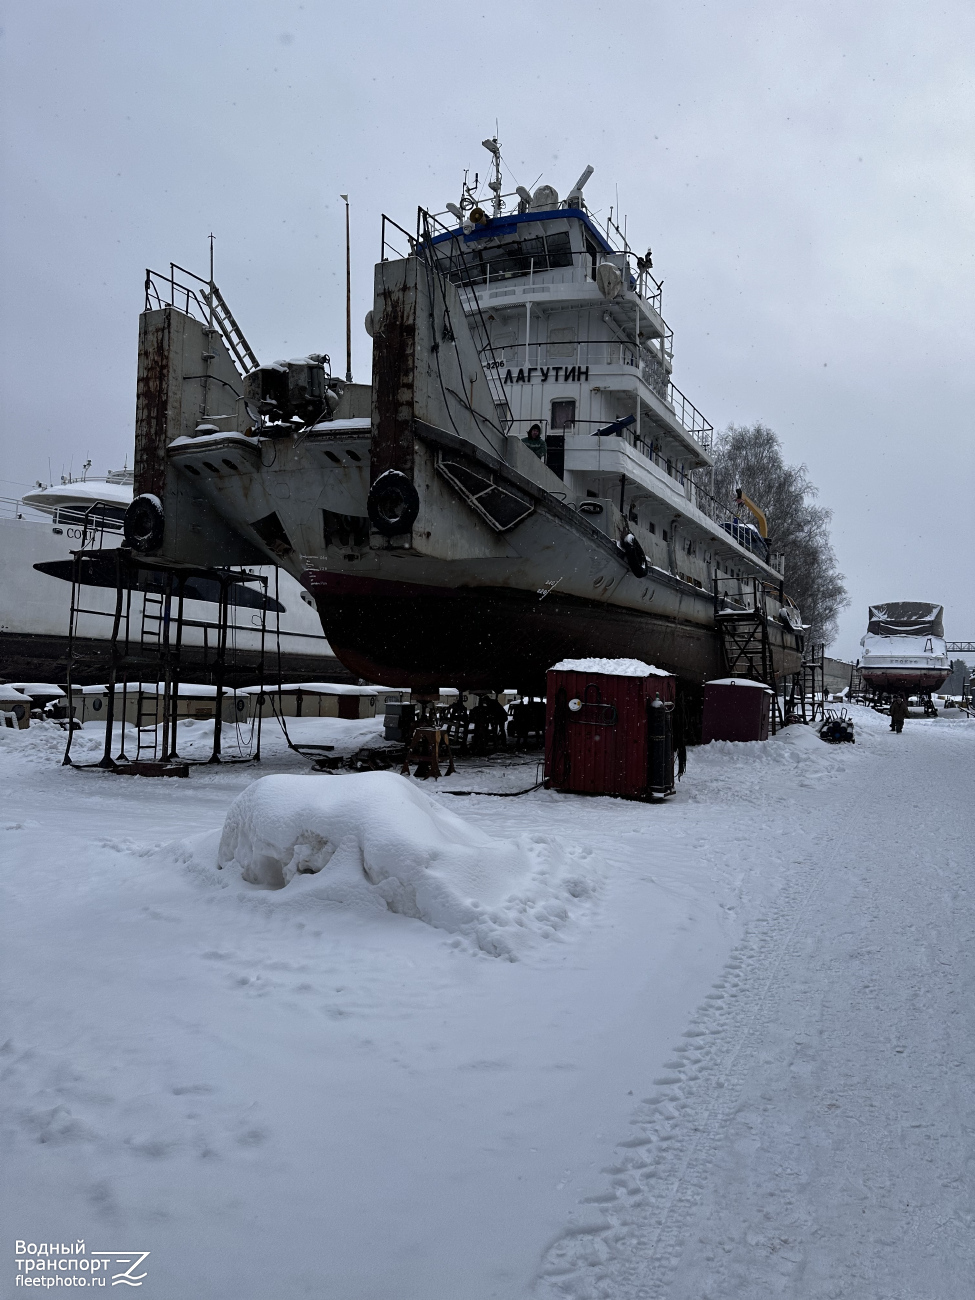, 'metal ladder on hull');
200,284,259,375
714,575,782,730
